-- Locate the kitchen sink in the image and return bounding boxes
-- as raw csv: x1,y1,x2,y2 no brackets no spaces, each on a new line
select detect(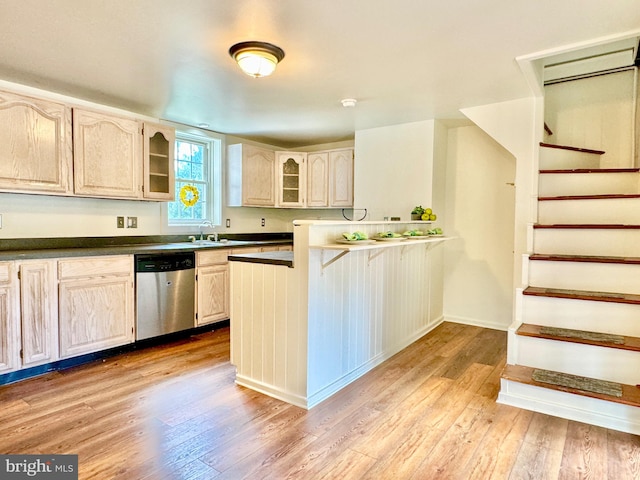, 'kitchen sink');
182,239,252,247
